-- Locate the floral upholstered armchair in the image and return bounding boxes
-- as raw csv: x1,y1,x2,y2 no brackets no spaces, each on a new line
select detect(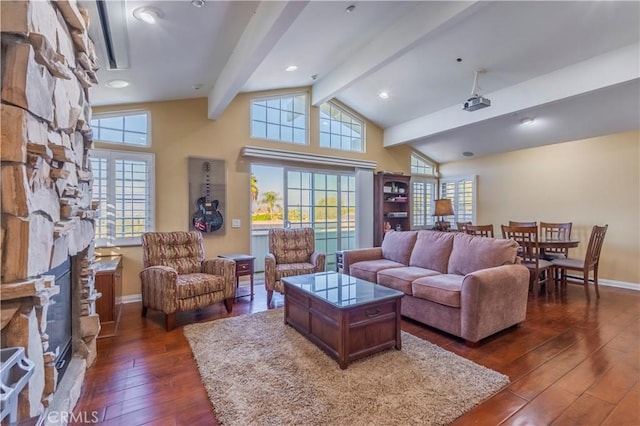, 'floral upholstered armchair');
140,231,235,330
265,228,325,306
